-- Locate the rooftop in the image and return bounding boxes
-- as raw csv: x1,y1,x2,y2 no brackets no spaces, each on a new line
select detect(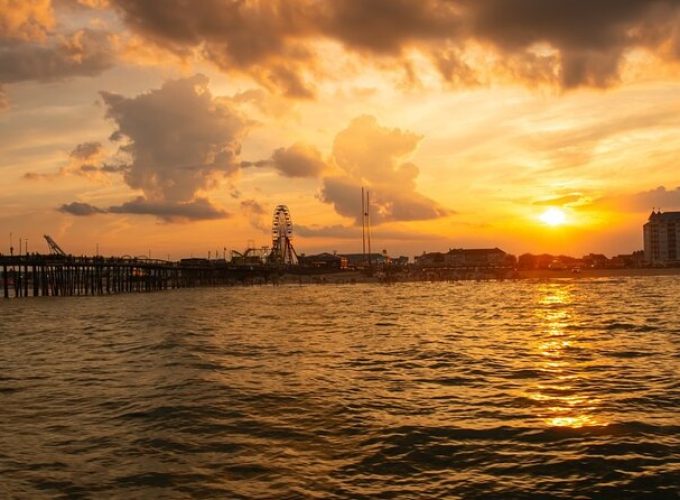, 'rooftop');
648,210,680,222
447,247,505,255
